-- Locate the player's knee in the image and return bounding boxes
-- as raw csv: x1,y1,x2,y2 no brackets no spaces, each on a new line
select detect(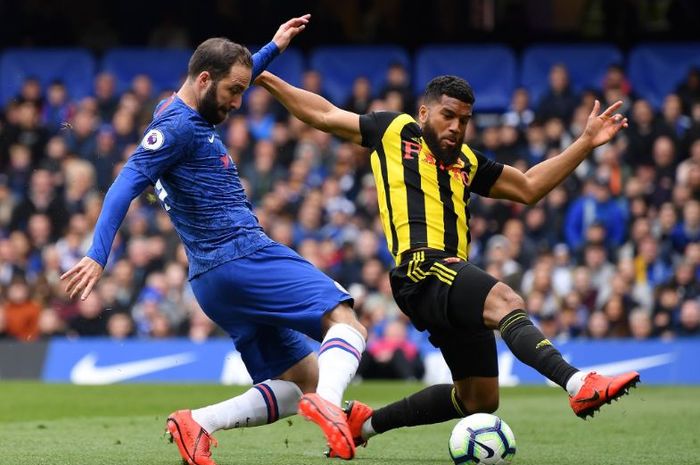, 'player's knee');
458,391,499,415
483,283,525,328
322,304,367,340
